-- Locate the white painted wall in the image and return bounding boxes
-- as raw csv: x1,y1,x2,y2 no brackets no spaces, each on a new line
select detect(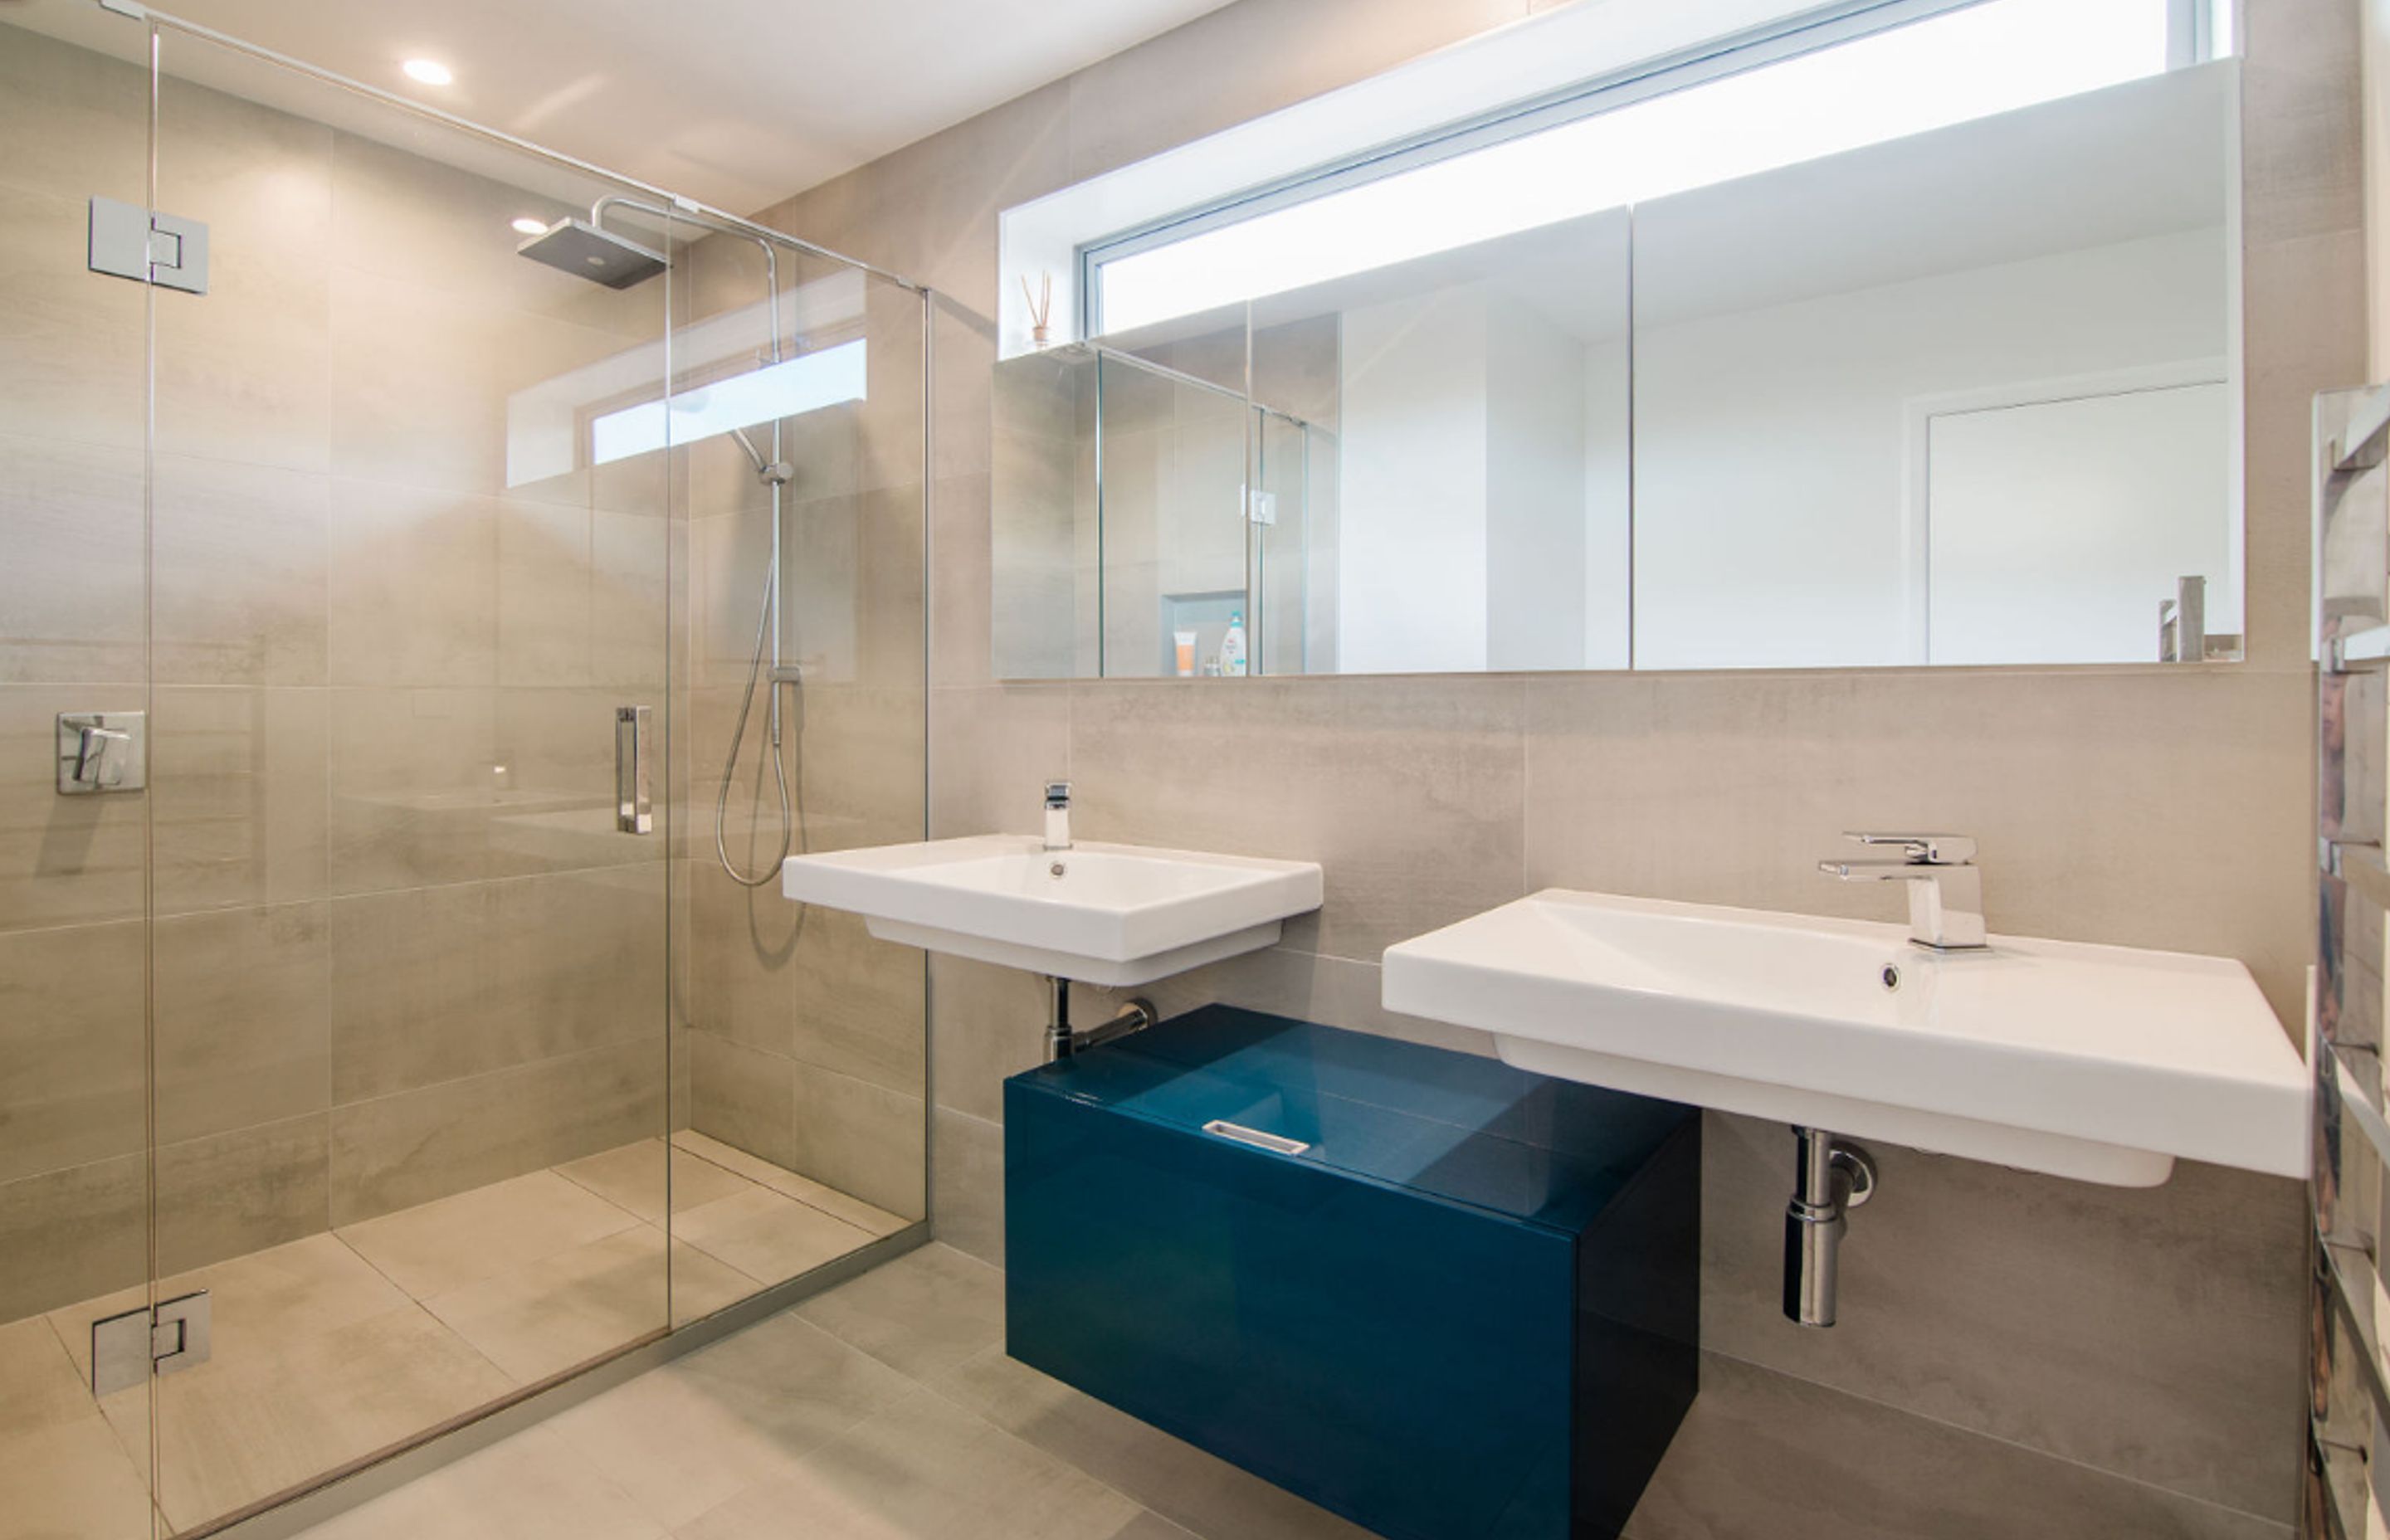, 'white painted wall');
1487,295,1588,670
1338,285,1611,672
1926,379,2234,663
1337,289,1490,672
1583,339,1632,670
1631,225,2229,670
